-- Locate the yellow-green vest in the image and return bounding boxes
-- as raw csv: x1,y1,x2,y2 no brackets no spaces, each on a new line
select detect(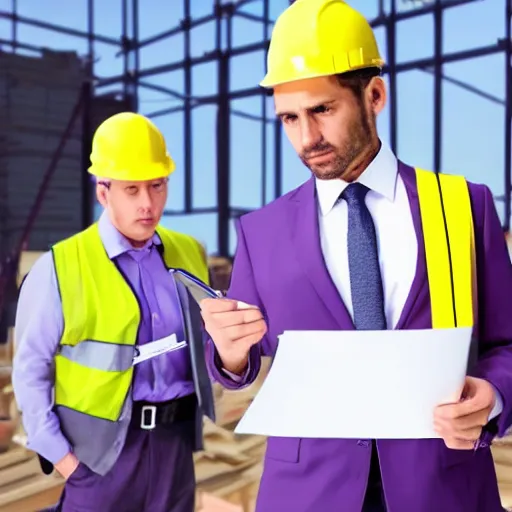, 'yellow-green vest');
51,223,209,423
